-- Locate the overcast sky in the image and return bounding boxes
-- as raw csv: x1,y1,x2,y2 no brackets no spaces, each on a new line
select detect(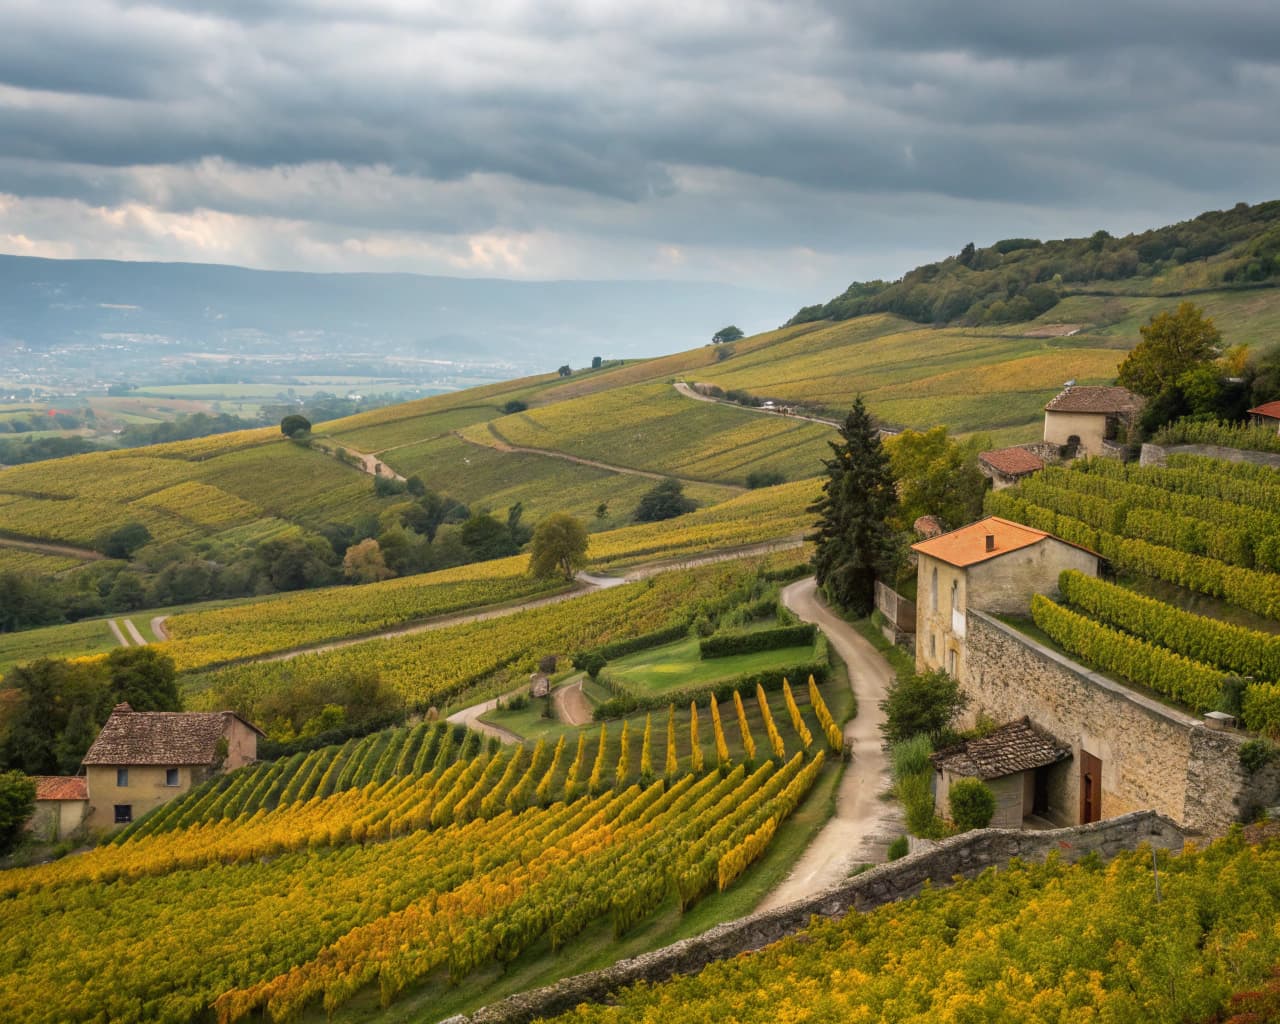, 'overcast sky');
2,0,1278,304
